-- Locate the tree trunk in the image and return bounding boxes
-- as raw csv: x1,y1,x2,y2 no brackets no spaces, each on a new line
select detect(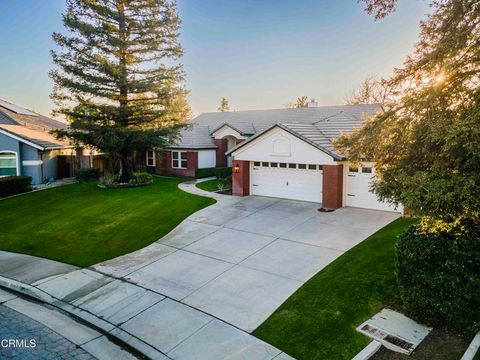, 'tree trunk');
118,154,133,183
